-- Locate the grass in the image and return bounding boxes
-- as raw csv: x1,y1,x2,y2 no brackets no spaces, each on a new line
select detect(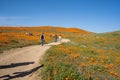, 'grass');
0,26,119,79
0,26,89,53
40,31,120,80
